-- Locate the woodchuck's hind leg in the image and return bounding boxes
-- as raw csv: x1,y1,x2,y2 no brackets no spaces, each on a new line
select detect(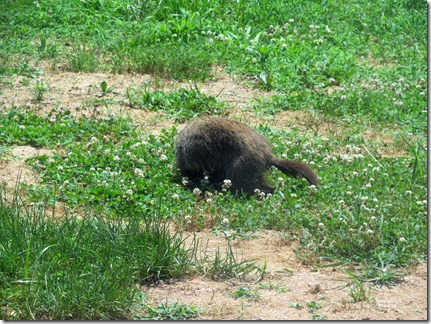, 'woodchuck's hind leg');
226,162,274,196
